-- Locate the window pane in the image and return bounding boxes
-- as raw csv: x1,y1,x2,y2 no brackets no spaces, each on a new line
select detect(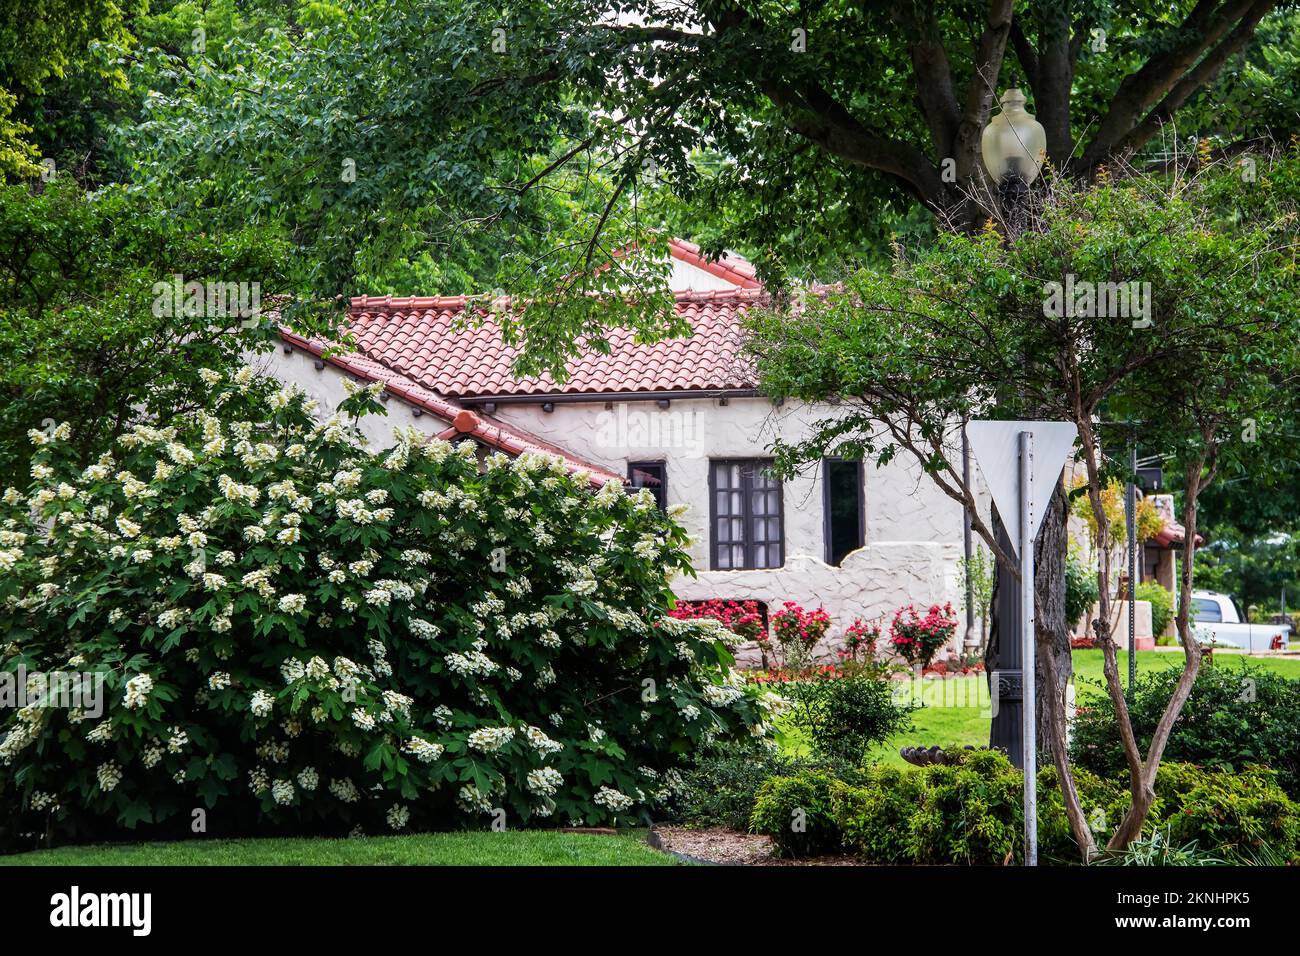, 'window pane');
710,459,783,571
629,462,667,510
1192,598,1221,623
825,459,864,566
